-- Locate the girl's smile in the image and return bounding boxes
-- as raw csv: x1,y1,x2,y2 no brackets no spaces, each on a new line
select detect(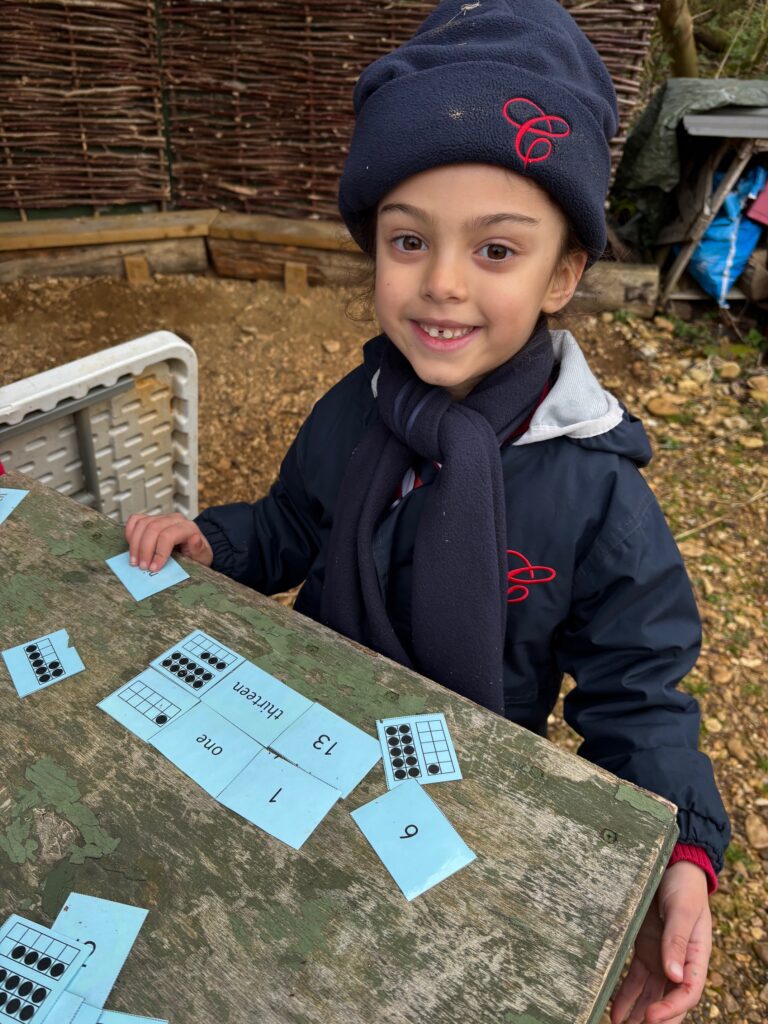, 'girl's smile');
374,163,586,400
